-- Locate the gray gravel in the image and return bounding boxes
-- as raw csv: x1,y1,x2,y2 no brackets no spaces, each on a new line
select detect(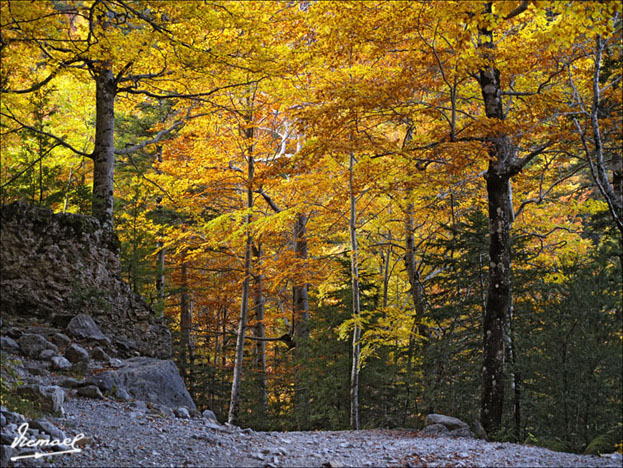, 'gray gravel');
14,396,614,467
